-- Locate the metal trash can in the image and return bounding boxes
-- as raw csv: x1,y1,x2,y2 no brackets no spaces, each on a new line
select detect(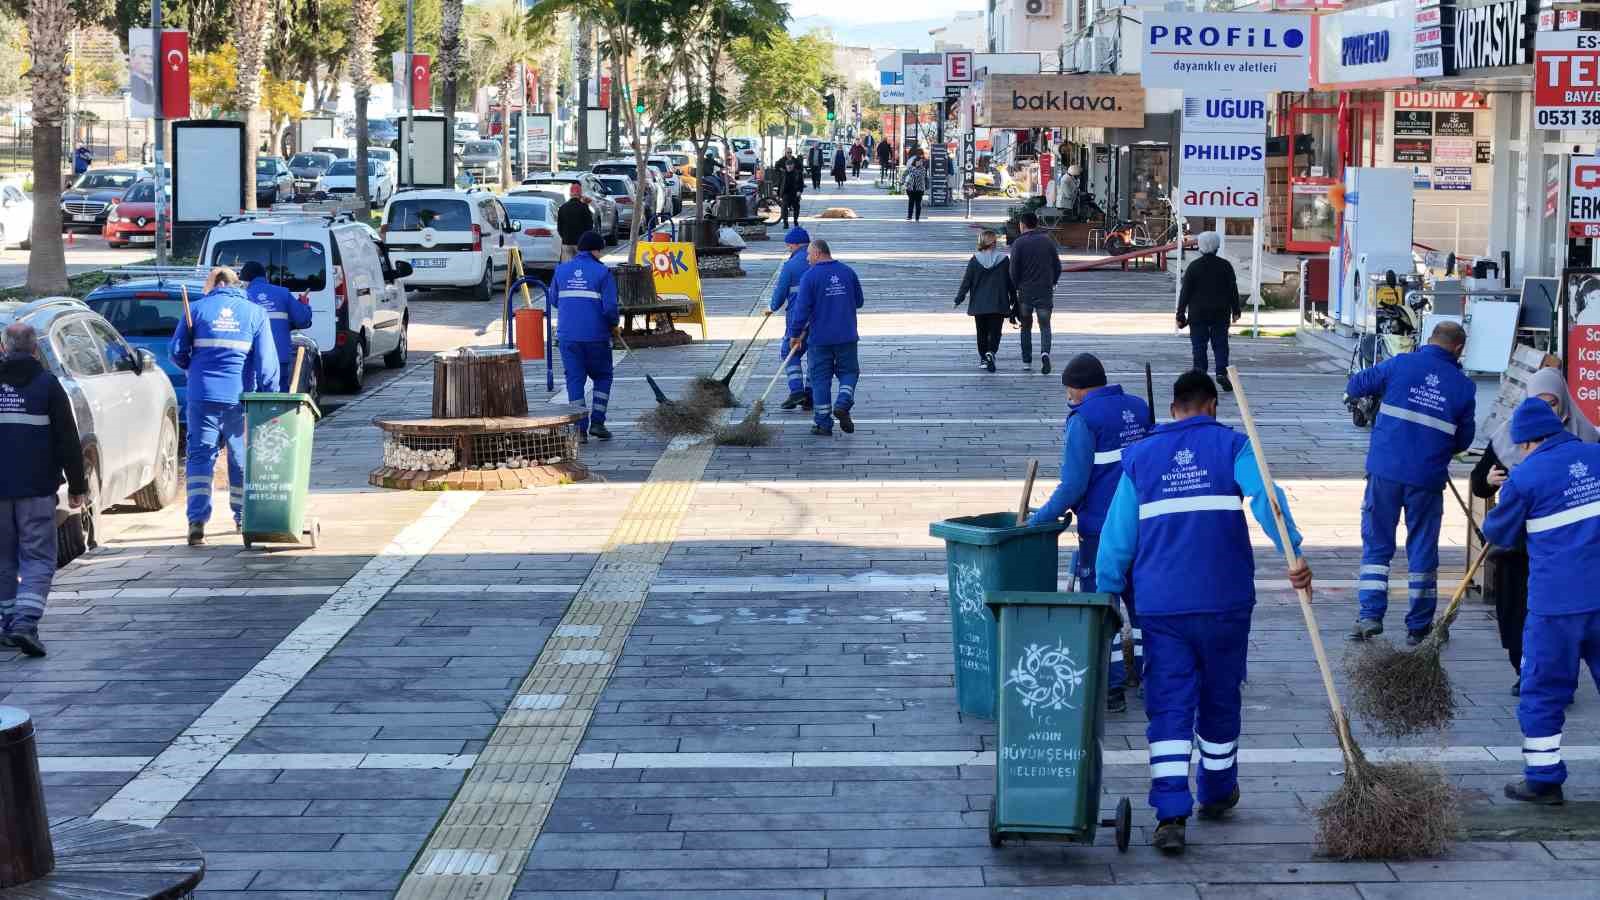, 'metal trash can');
928,513,1068,719
241,391,320,550
985,590,1131,852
